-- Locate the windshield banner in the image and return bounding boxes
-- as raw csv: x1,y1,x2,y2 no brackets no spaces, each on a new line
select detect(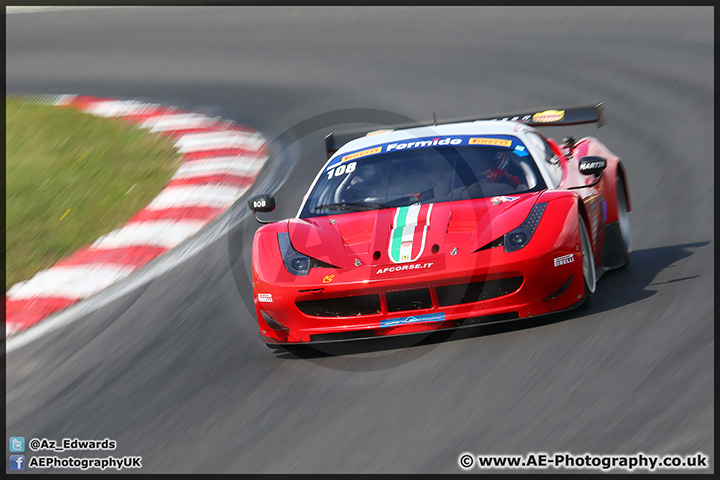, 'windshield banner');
328,134,527,170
